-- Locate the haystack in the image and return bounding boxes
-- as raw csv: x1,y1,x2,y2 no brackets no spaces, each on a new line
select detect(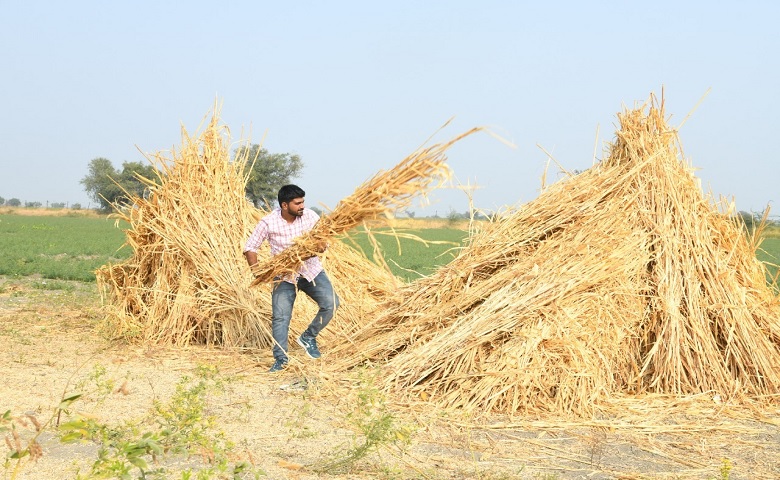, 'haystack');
327,96,780,416
96,114,272,347
95,108,473,351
